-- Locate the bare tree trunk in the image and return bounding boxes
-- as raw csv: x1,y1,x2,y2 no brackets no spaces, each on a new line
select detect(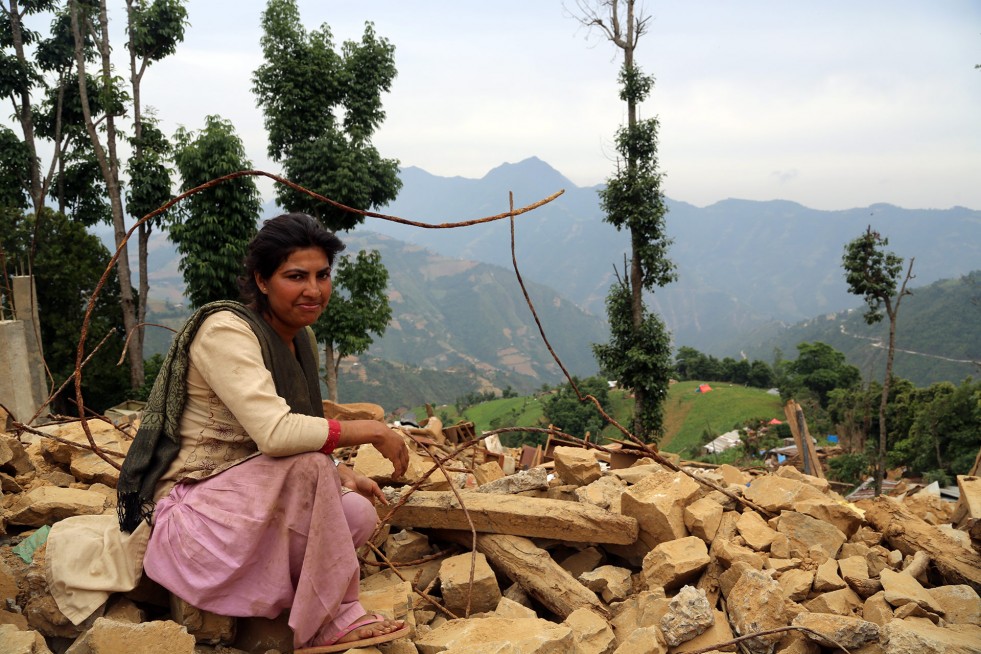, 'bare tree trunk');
7,0,44,218
874,259,914,496
128,0,151,355
70,0,144,389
